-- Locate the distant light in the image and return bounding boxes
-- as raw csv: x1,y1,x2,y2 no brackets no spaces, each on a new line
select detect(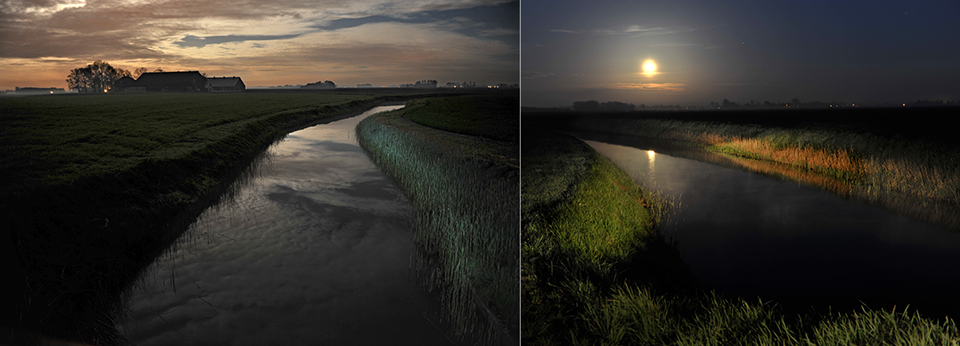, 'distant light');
903,103,906,107
642,59,658,76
